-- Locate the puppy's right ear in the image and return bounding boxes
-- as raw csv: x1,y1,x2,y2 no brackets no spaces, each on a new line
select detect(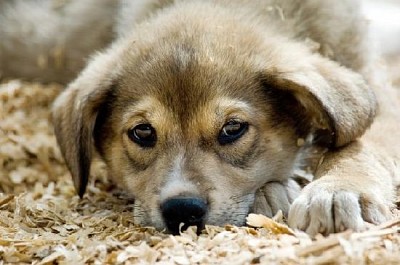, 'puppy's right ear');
52,49,120,197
